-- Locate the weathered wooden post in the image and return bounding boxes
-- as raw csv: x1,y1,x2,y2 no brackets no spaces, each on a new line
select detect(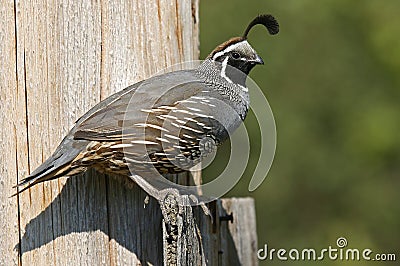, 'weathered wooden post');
0,1,258,265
